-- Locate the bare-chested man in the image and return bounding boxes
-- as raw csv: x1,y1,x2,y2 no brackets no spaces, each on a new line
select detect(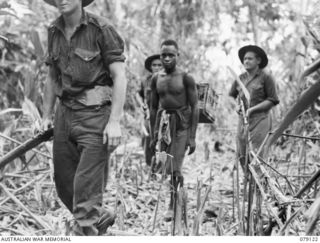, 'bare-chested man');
150,39,199,220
